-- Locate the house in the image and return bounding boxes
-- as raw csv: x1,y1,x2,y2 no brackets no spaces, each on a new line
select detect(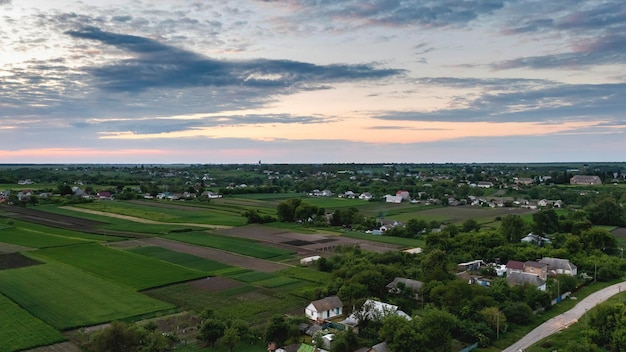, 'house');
359,192,373,200
403,247,422,255
341,299,411,328
523,261,548,280
395,190,410,200
342,191,356,198
96,191,112,200
300,255,322,265
539,257,578,276
507,272,547,291
477,181,494,188
385,195,403,203
514,177,534,185
505,260,525,276
521,233,551,246
570,175,602,185
369,342,389,352
457,260,485,272
457,271,491,287
386,277,423,298
305,296,343,321
201,191,222,199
